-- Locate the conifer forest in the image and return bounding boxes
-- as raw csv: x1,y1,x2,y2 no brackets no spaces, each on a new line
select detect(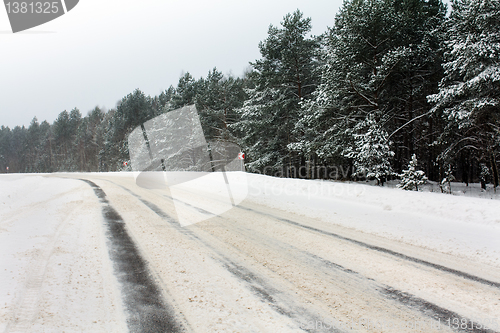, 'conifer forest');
1,0,499,188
